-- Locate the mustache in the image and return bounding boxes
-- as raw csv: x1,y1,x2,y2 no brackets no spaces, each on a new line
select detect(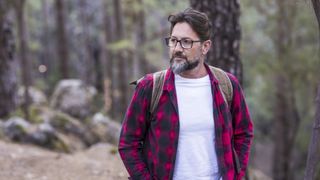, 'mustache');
172,52,187,59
